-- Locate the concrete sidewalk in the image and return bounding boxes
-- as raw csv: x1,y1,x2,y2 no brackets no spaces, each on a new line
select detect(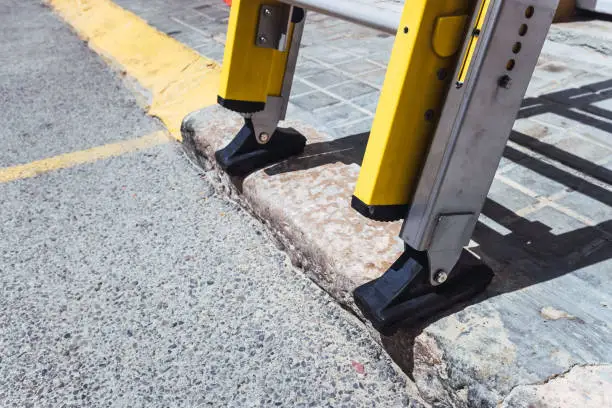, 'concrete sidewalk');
81,1,611,407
